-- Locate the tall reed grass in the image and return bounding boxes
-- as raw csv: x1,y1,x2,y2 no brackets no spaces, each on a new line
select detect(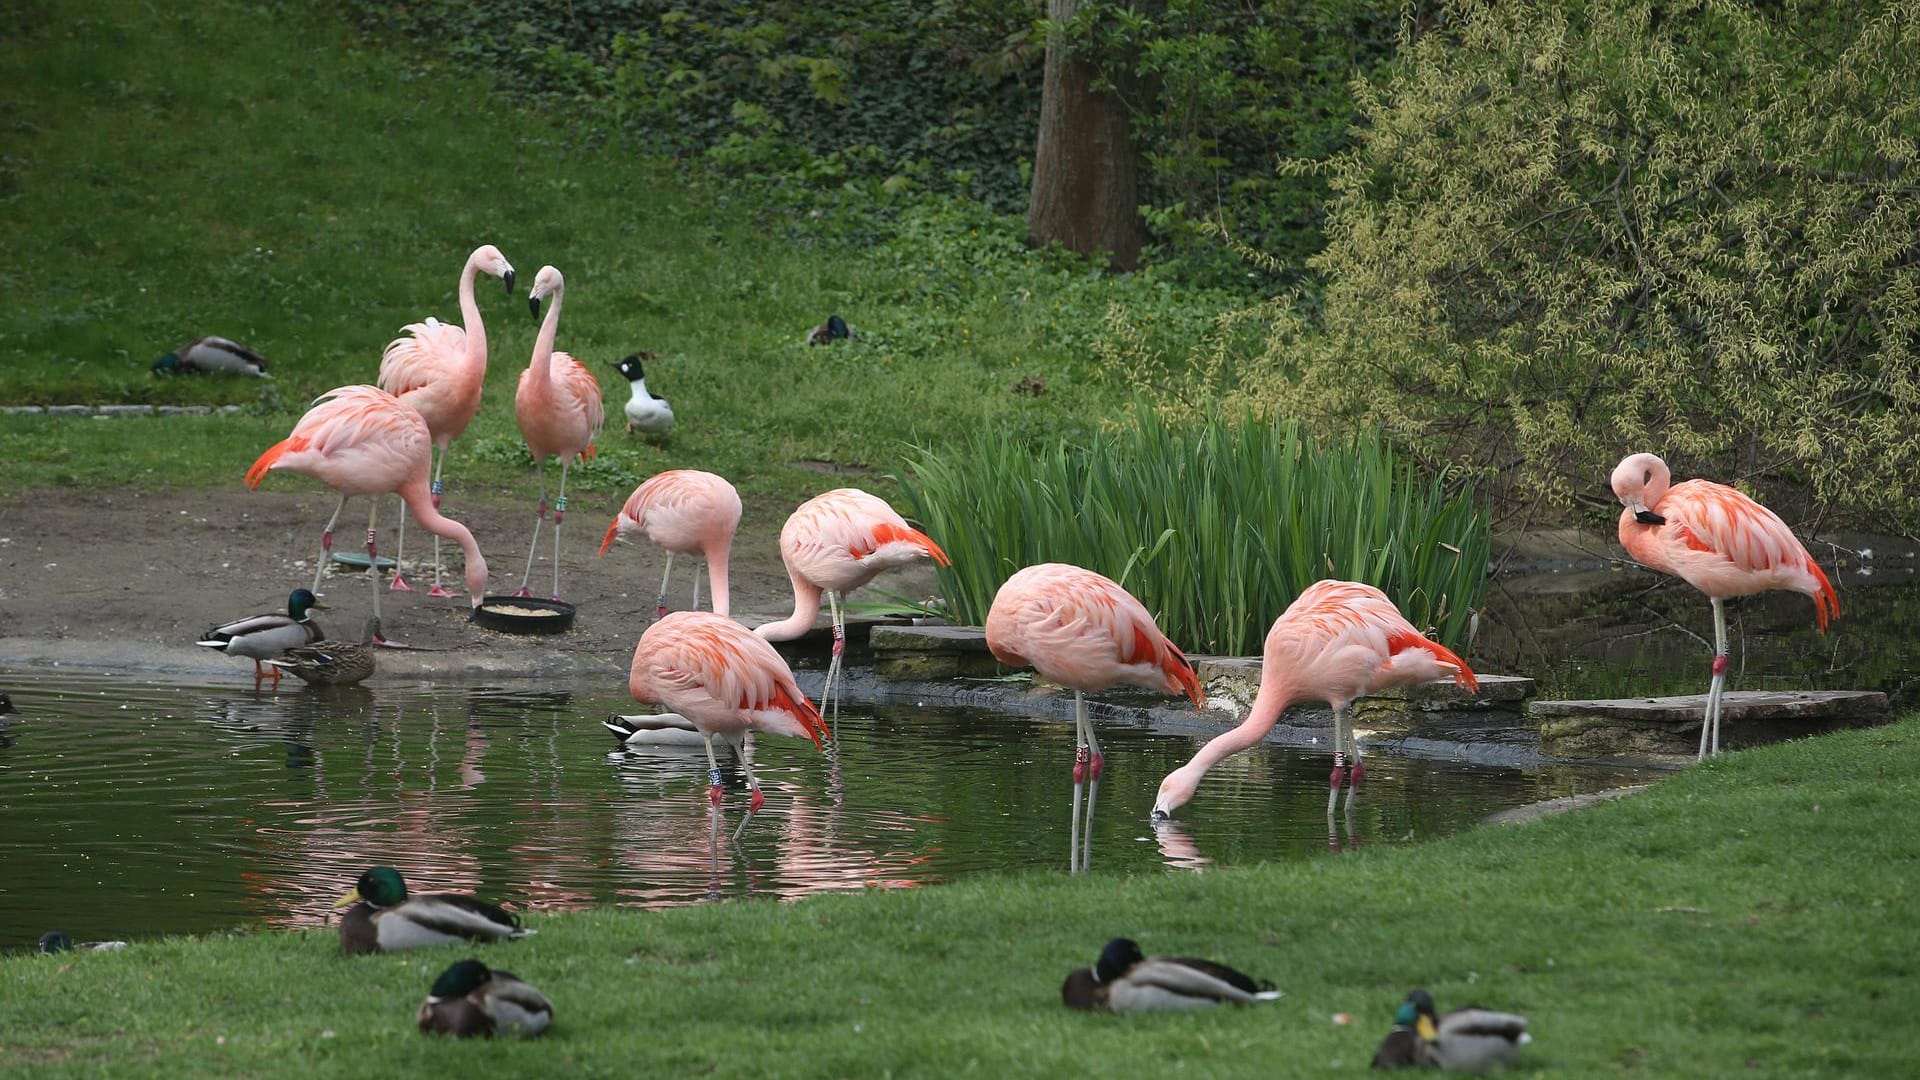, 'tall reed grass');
897,409,1490,655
